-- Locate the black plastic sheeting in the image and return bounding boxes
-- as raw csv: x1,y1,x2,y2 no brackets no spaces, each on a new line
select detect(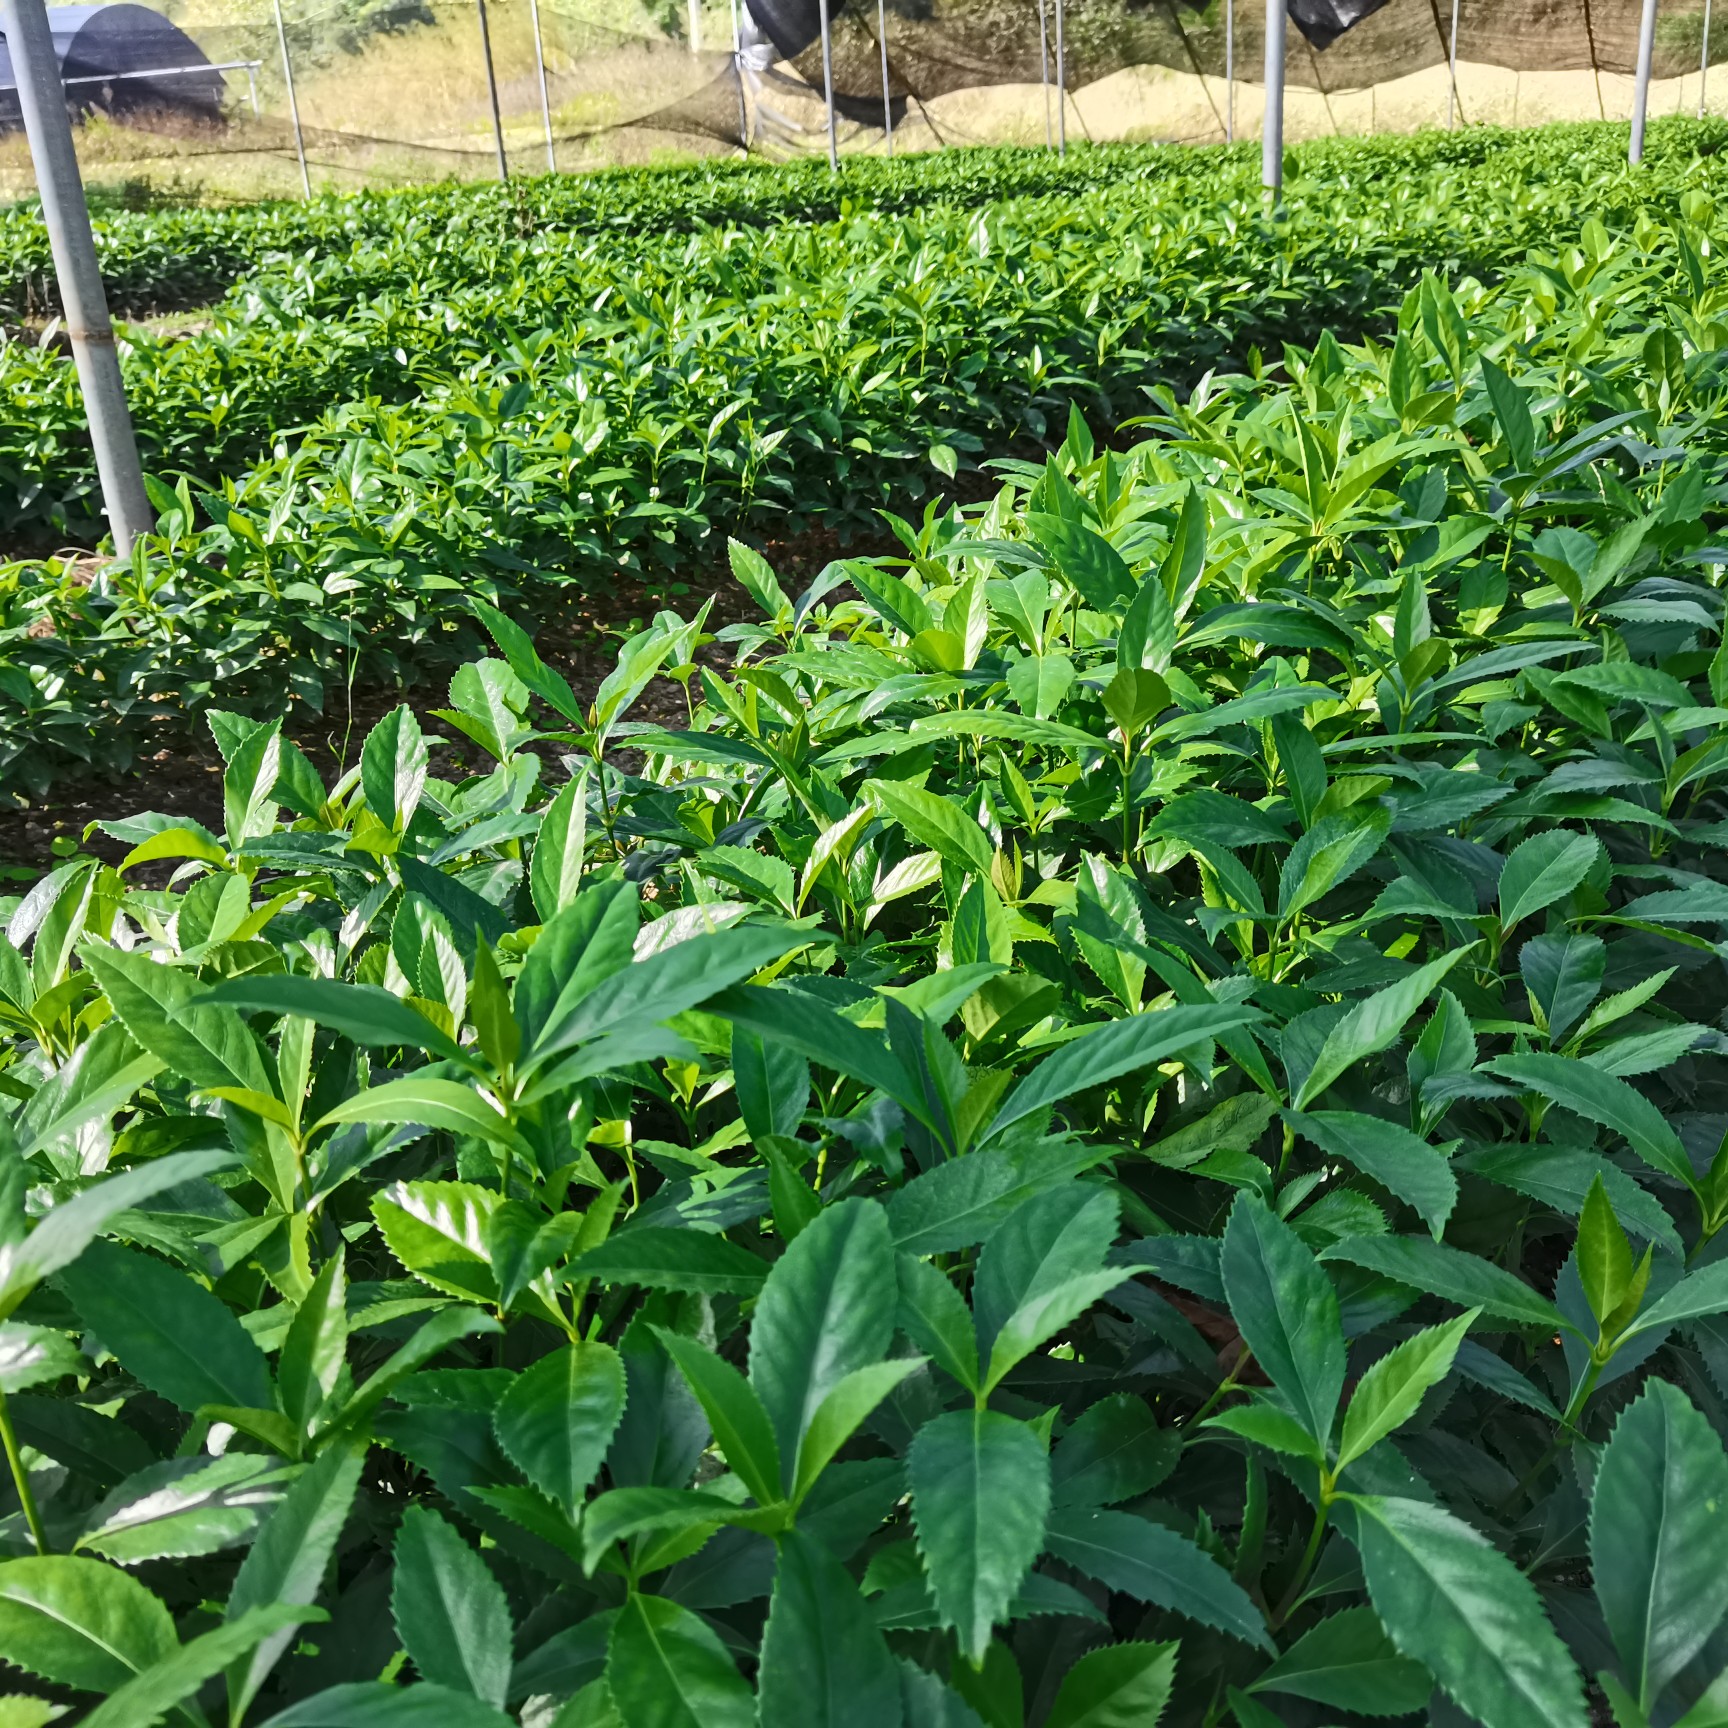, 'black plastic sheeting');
744,0,1400,71
0,3,224,130
1288,0,1396,51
